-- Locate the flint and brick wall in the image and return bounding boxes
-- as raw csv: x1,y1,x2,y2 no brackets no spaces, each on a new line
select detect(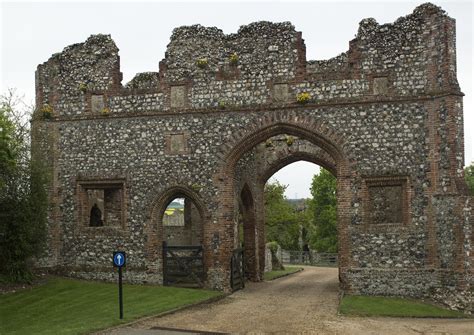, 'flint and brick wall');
32,3,472,312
